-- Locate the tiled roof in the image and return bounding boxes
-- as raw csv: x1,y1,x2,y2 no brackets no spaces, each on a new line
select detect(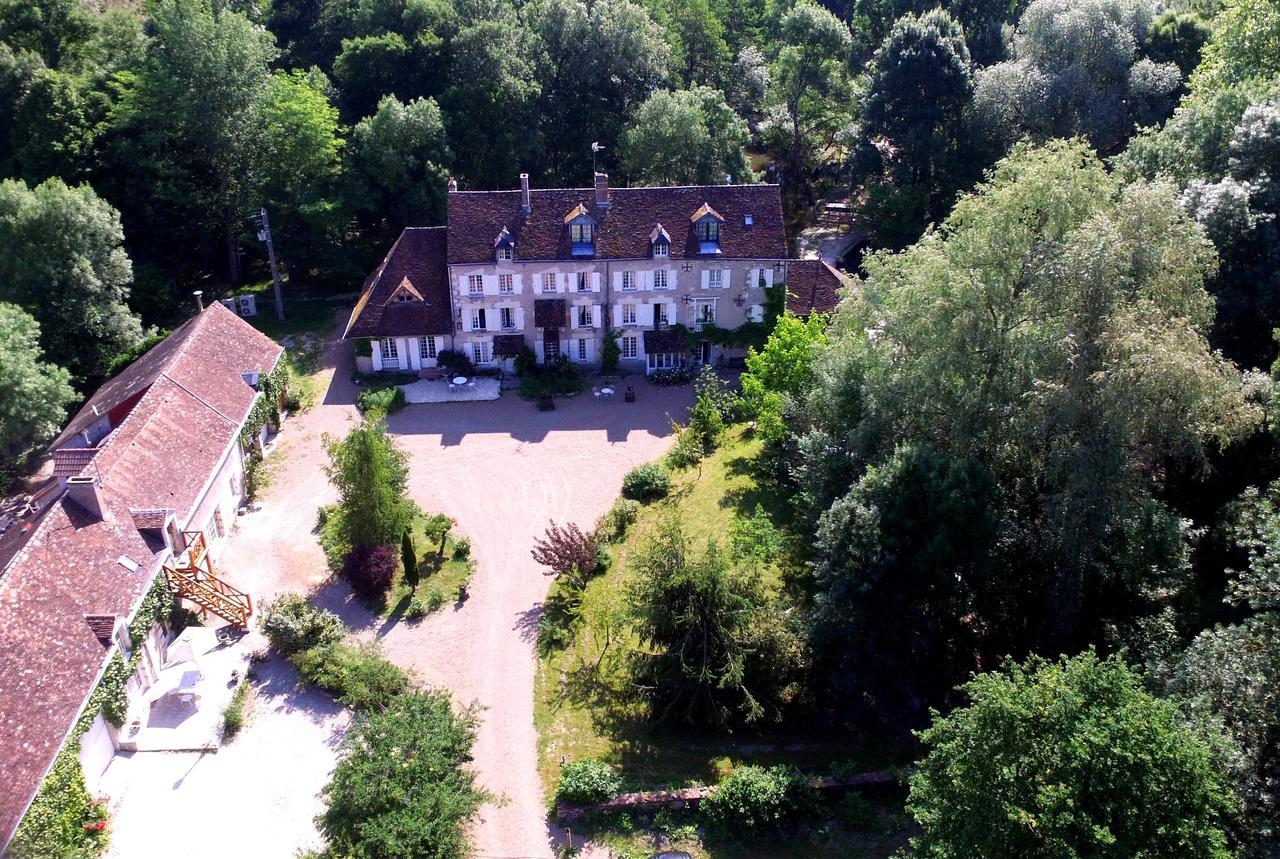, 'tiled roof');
344,227,453,340
643,329,687,354
786,260,847,317
534,299,567,329
52,448,97,477
447,183,786,263
129,509,170,531
0,303,282,850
